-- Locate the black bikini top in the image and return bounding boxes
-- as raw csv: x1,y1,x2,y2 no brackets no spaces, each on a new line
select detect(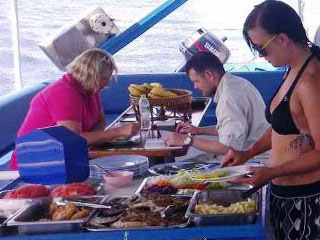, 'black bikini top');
265,53,314,135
